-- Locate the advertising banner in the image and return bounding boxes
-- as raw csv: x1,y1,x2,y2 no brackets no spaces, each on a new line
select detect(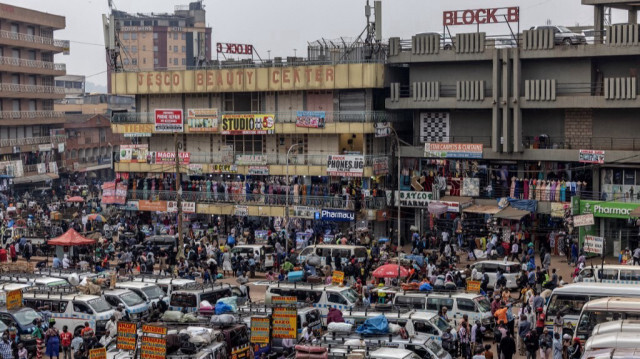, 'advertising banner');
580,200,640,219
272,296,297,305
167,201,196,214
137,200,168,212
101,182,127,205
234,205,248,216
320,209,355,222
152,152,190,165
120,144,149,163
187,108,218,132
141,325,167,359
123,132,151,138
117,322,137,351
154,109,183,133
36,163,46,174
372,157,389,175
295,111,325,128
584,235,604,255
236,154,267,165
332,271,344,285
425,143,483,159
272,307,297,339
89,348,107,359
326,155,364,177
250,317,270,344
212,164,238,174
248,166,269,175
221,114,275,135
188,164,203,175
466,280,481,293
579,149,605,164
290,206,317,219
375,122,392,138
573,213,595,227
6,290,21,310
395,191,433,207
